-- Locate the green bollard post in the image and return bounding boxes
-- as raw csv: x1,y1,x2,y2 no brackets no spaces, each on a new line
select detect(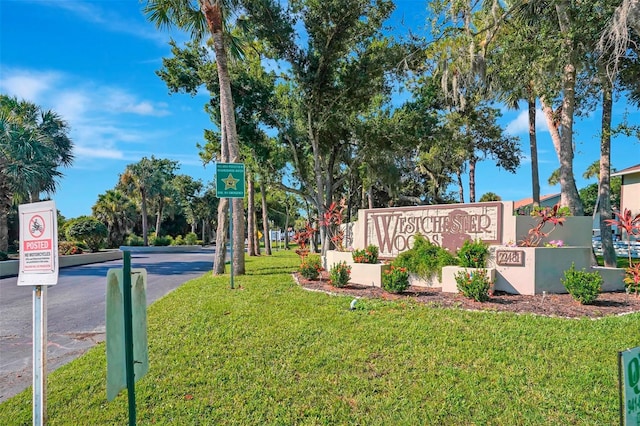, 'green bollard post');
123,251,136,425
